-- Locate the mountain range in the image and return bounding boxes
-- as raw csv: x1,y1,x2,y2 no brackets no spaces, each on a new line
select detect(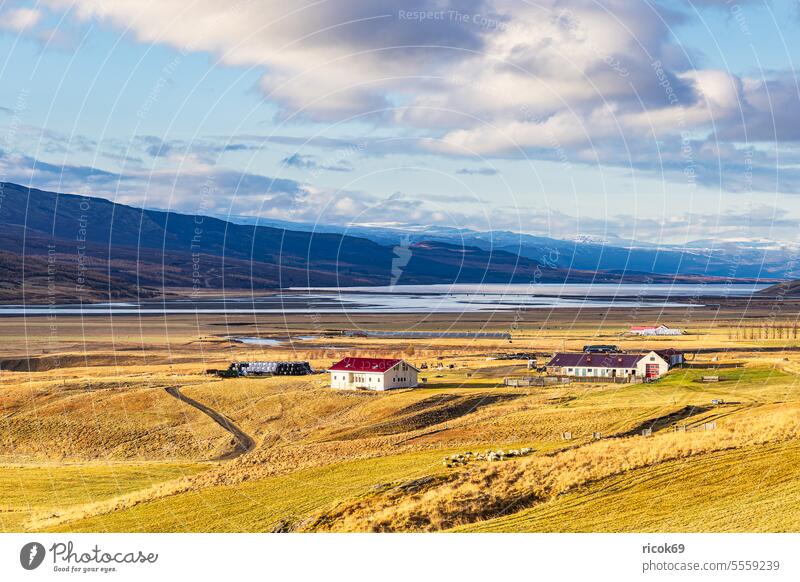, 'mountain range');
0,182,778,303
220,215,797,280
